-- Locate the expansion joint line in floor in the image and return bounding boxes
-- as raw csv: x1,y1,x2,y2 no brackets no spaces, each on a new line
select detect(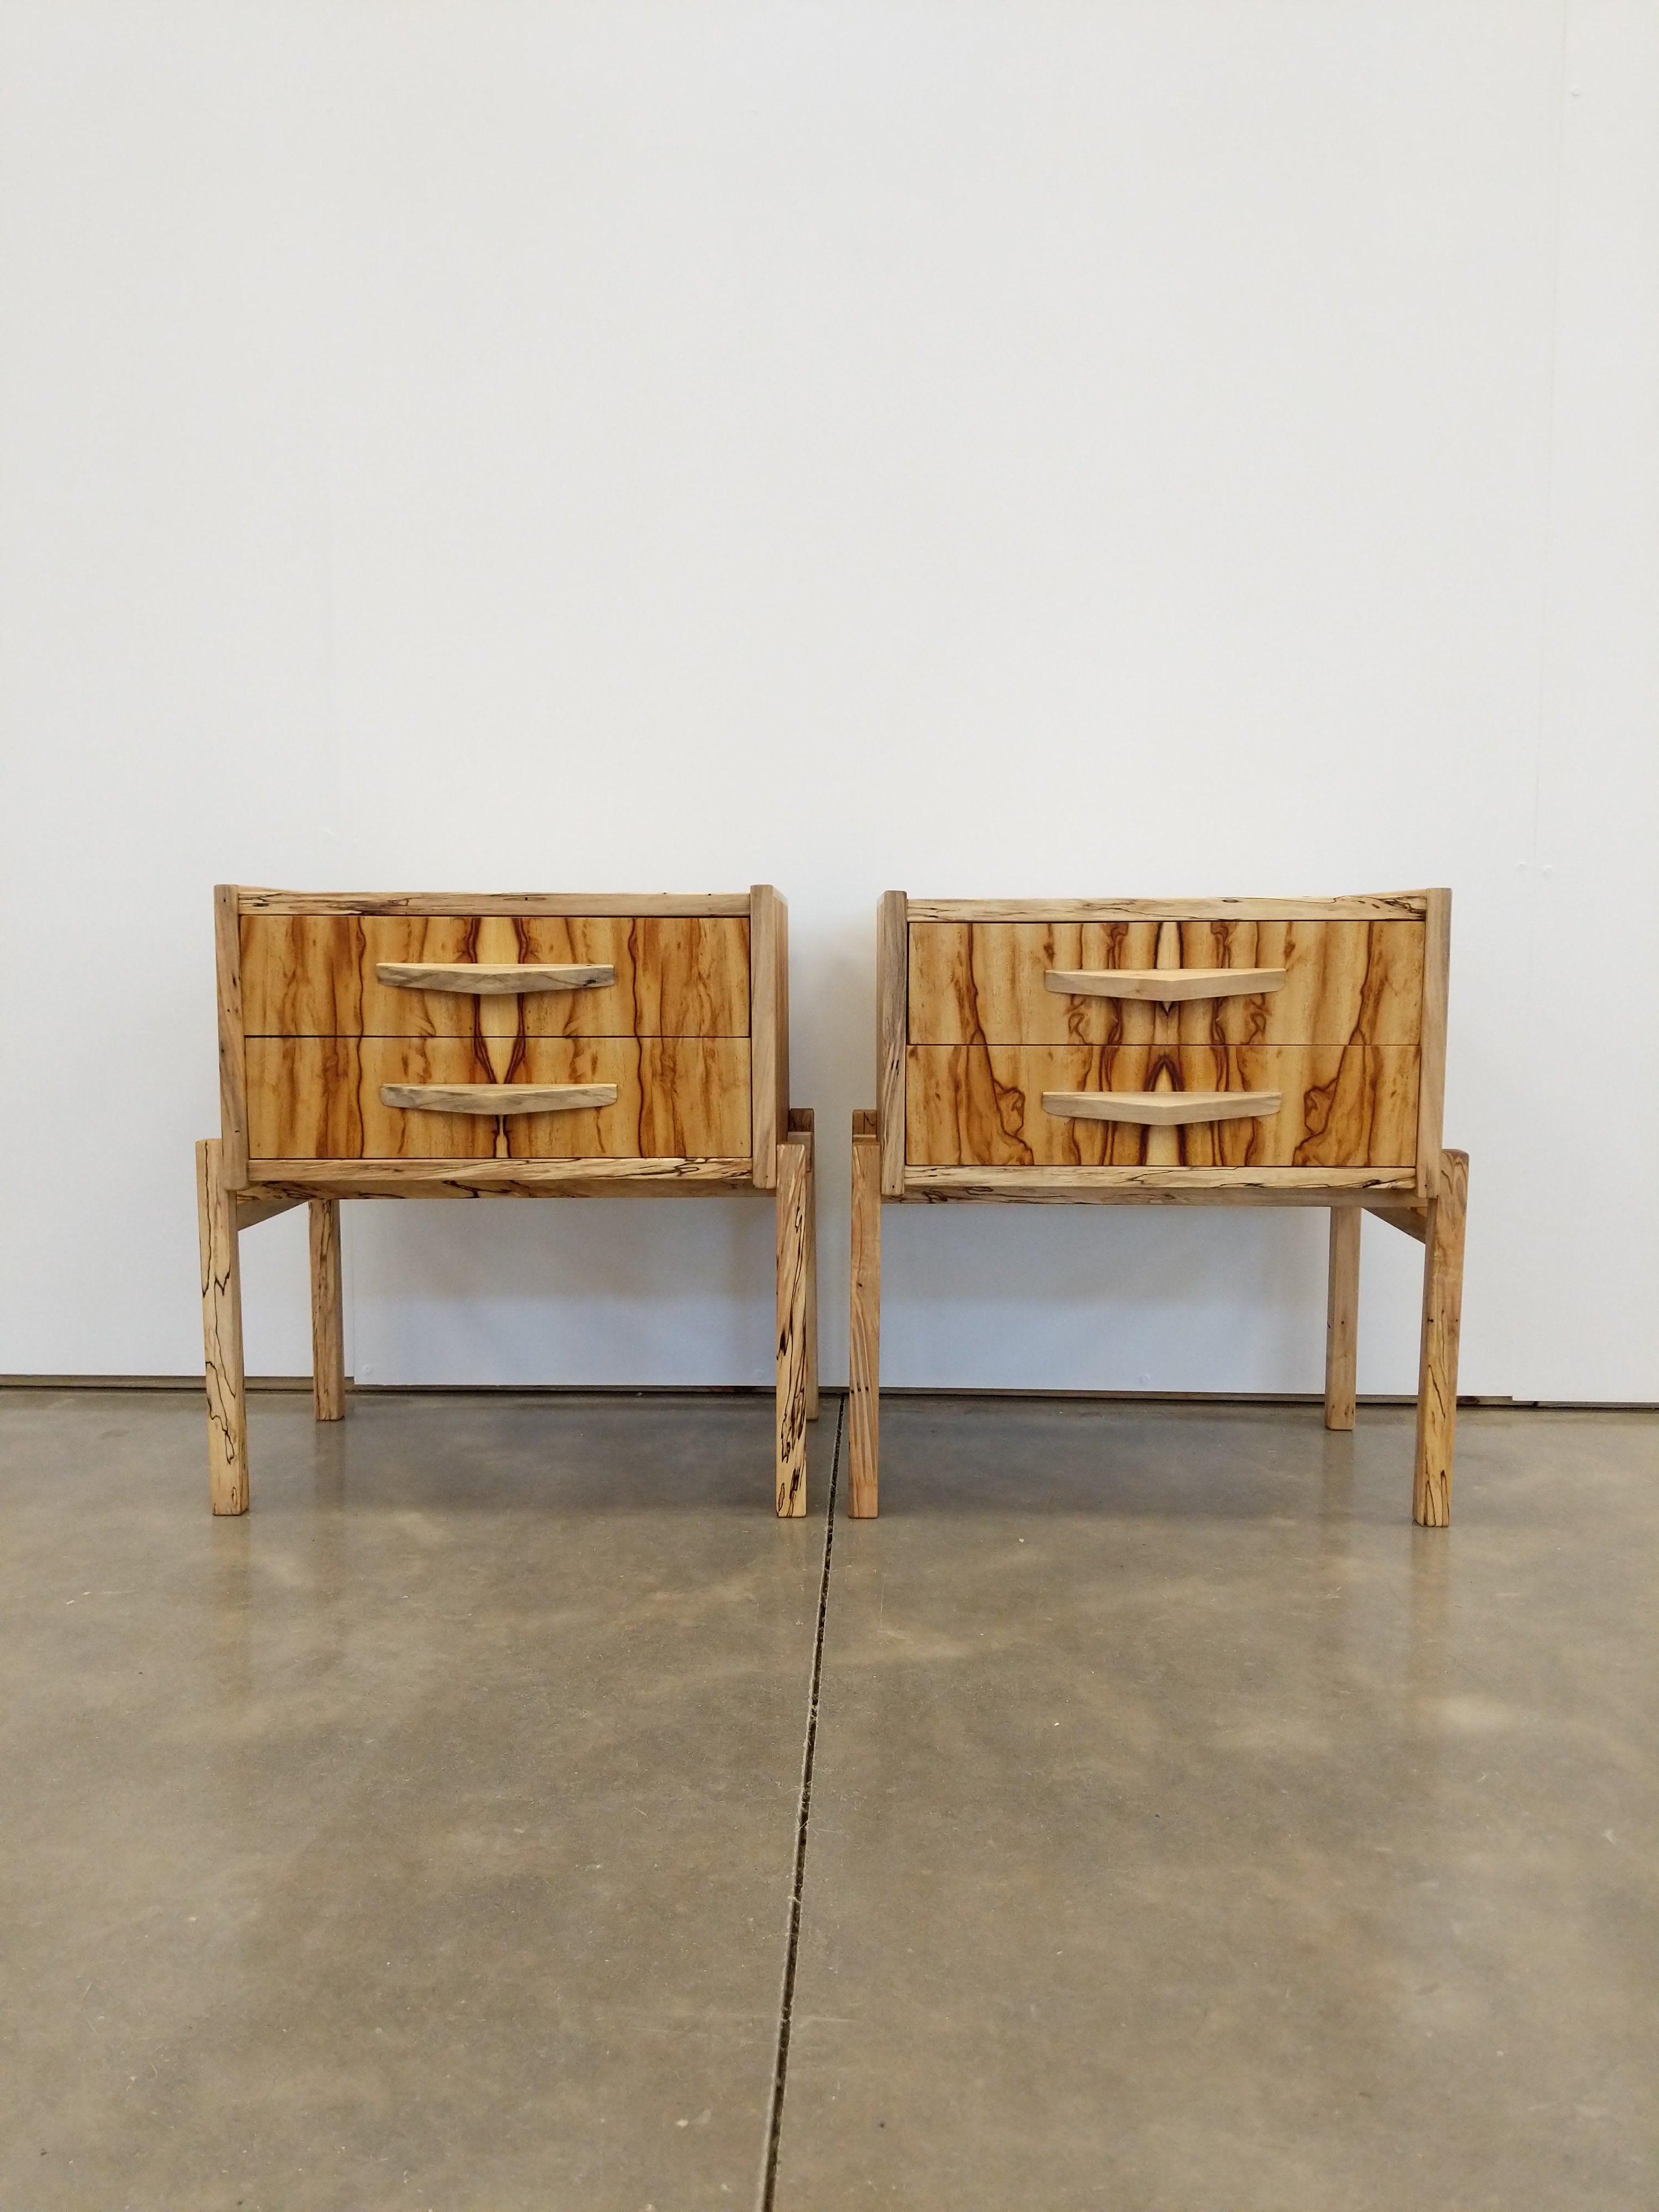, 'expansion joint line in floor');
757,1387,845,2212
